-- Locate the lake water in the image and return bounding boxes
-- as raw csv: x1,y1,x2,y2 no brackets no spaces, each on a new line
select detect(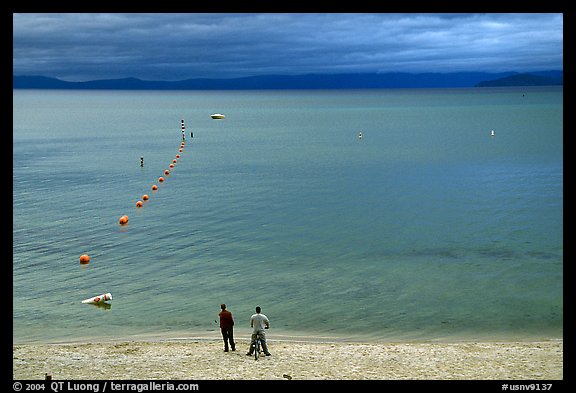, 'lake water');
13,87,563,343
